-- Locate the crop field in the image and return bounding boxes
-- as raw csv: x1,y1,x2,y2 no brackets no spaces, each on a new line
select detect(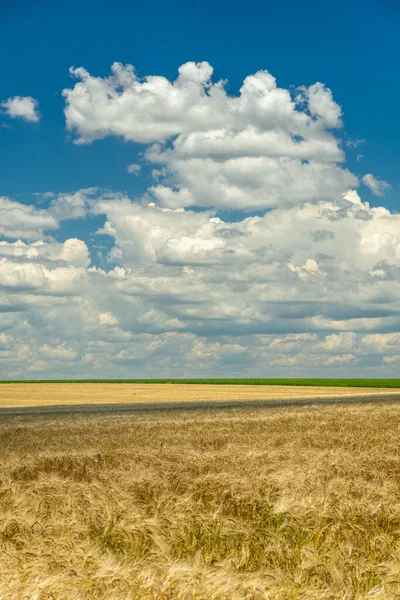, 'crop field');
1,382,400,408
2,403,400,599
